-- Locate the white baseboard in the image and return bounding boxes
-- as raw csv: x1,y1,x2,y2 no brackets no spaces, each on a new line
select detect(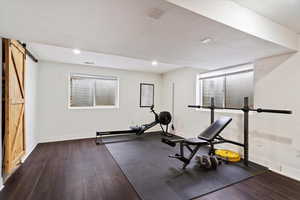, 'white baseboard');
38,132,99,143
250,156,300,182
22,143,38,163
271,168,300,182
0,177,4,191
38,130,163,143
